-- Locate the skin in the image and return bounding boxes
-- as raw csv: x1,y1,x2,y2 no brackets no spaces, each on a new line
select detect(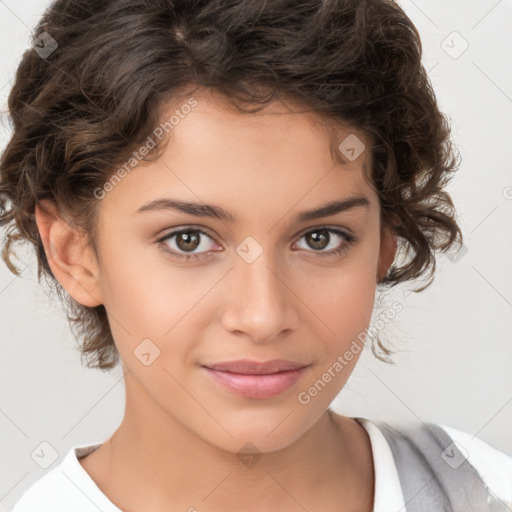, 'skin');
36,88,397,512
